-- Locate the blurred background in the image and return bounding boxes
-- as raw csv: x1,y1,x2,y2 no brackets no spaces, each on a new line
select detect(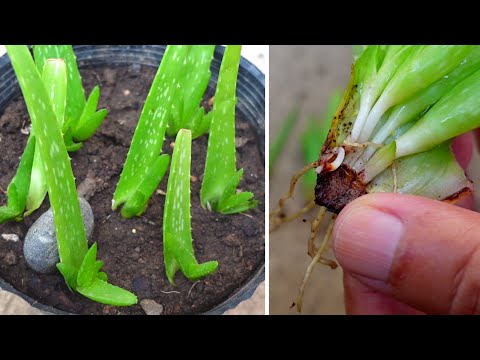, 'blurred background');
269,45,480,315
270,46,352,314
